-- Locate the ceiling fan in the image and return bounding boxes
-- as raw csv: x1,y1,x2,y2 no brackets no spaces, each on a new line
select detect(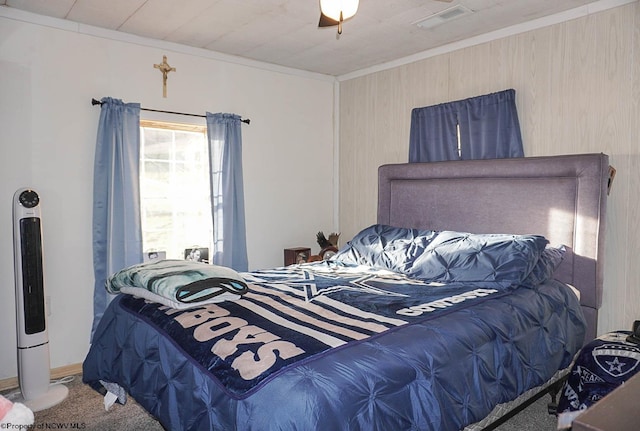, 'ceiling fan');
318,0,453,35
